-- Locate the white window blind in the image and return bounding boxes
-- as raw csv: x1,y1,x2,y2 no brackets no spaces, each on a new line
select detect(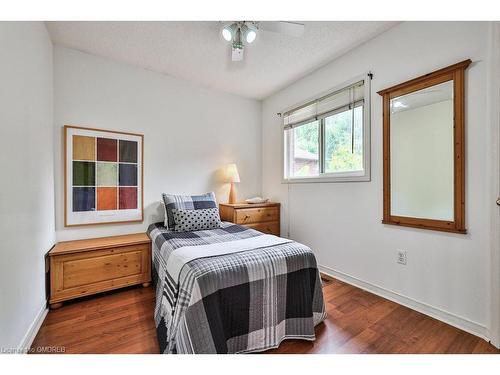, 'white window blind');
283,80,365,129
282,74,371,183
